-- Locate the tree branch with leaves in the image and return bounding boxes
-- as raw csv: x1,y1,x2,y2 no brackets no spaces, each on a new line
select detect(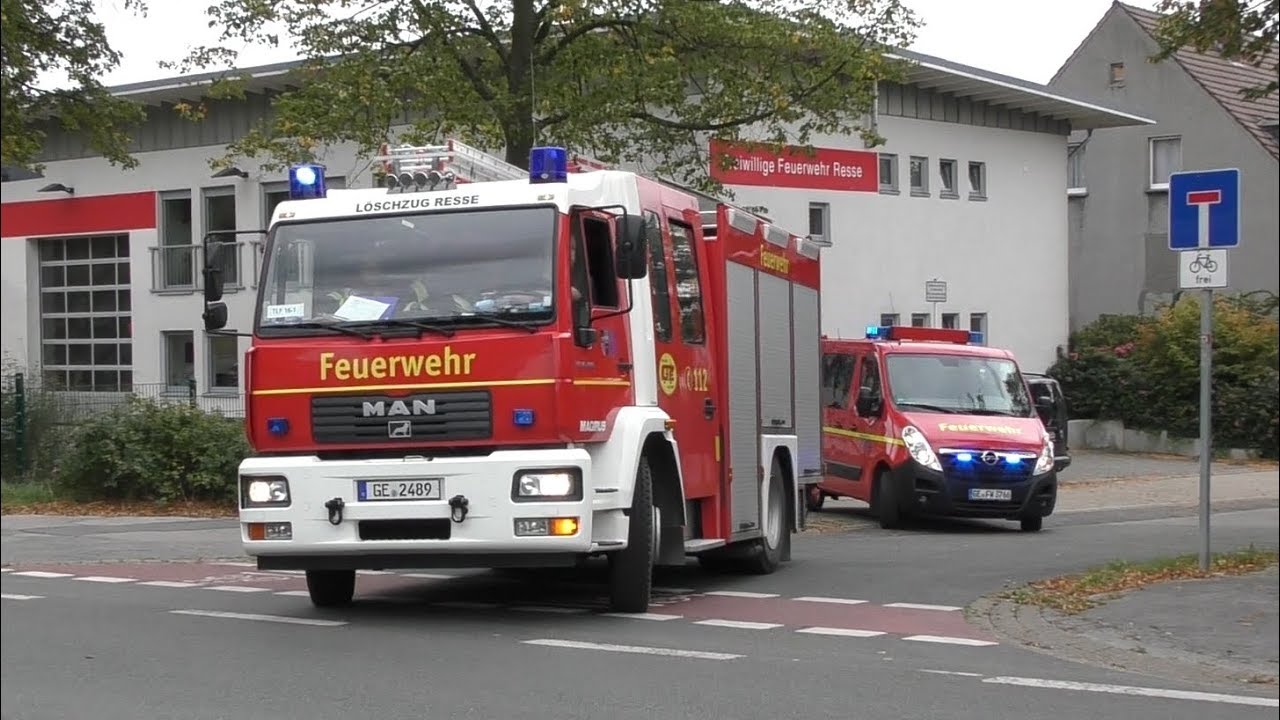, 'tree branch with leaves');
1151,0,1278,99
